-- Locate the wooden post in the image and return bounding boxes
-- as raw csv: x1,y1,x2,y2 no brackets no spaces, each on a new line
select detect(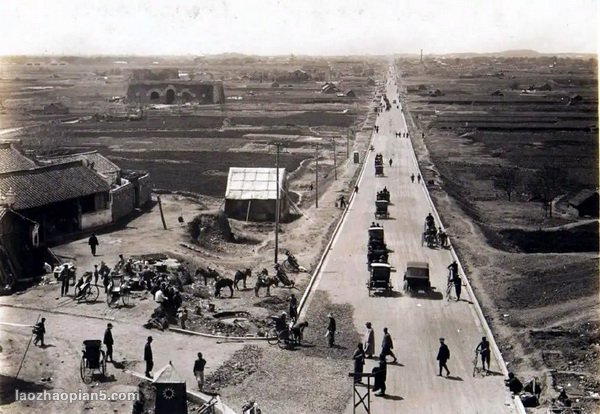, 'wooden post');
157,195,167,230
275,145,280,264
